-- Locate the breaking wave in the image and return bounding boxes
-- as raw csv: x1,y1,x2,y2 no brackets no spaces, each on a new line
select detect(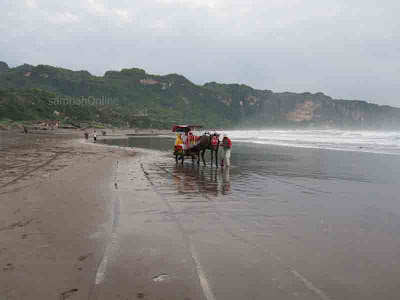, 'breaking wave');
222,130,400,155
